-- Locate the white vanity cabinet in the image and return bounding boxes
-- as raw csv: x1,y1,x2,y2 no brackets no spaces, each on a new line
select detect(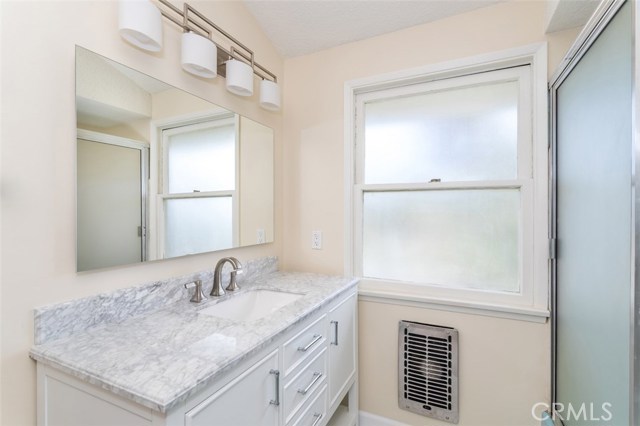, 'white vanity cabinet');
185,350,280,426
35,285,358,426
